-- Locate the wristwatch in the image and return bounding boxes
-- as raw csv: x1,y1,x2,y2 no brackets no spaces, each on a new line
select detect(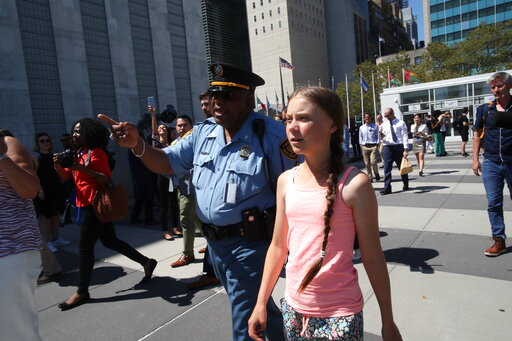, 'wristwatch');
0,153,9,161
